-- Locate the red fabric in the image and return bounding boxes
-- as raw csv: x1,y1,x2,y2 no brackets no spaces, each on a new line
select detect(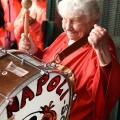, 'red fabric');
0,0,21,49
0,27,5,47
35,32,120,120
100,62,112,95
14,1,46,49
